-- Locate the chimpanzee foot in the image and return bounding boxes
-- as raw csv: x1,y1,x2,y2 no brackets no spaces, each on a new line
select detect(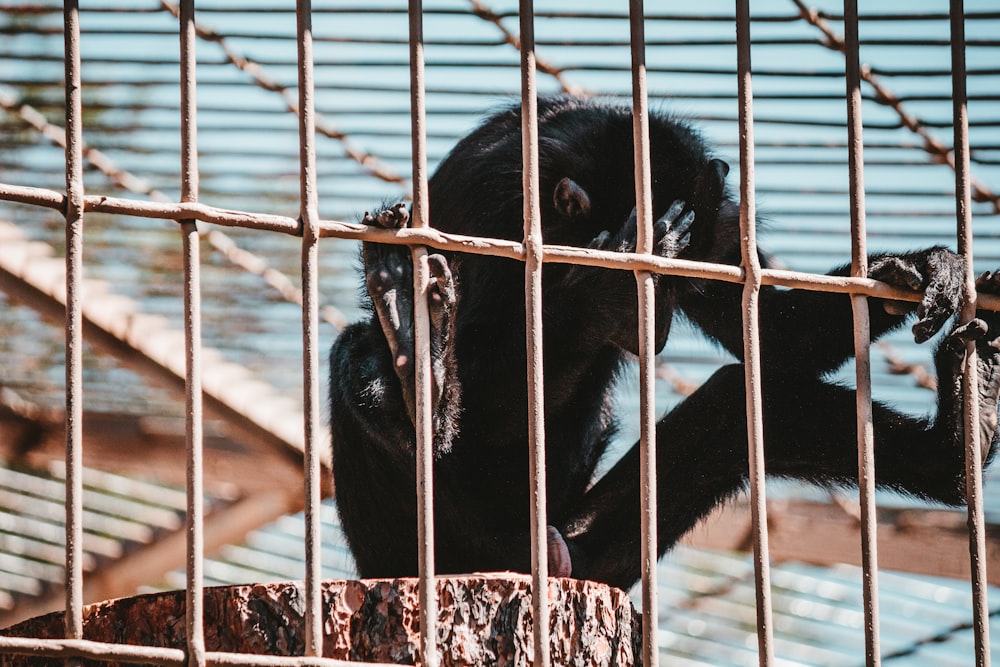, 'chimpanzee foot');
974,270,1000,461
363,203,418,422
362,201,410,230
938,318,1000,468
547,526,572,578
936,309,1000,469
362,203,459,429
